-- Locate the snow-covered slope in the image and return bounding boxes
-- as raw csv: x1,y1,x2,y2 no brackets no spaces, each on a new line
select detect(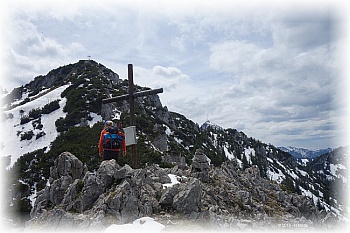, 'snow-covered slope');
1,60,118,167
1,85,70,166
